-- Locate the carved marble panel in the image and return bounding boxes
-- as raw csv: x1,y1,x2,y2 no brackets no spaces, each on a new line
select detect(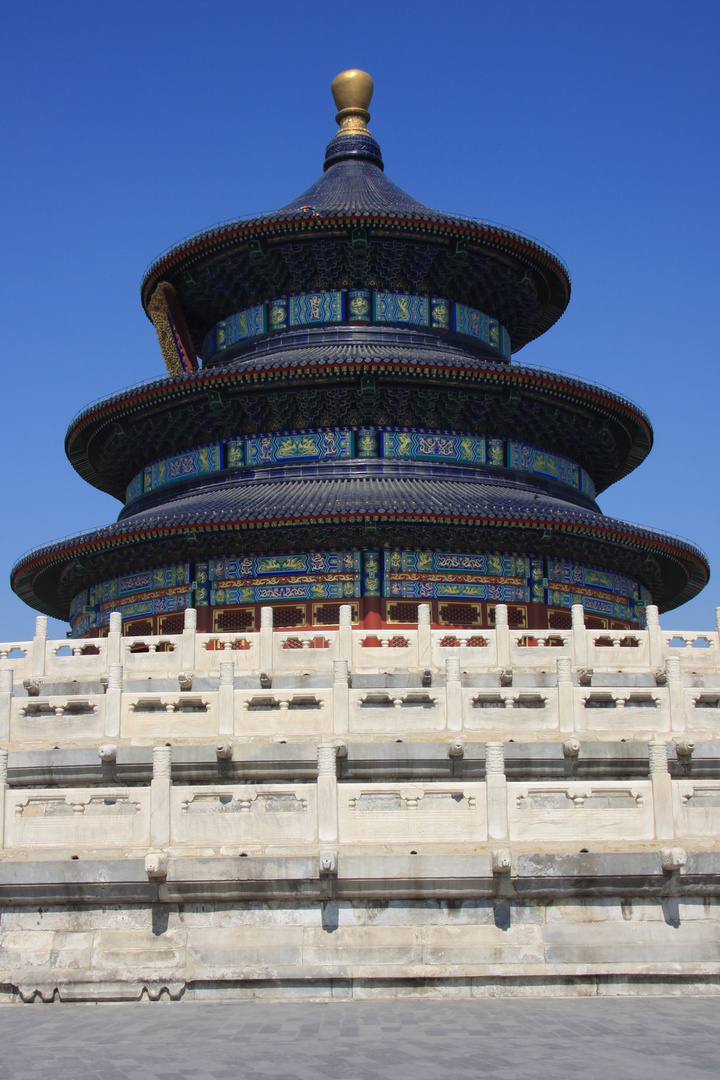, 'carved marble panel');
339,783,487,844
